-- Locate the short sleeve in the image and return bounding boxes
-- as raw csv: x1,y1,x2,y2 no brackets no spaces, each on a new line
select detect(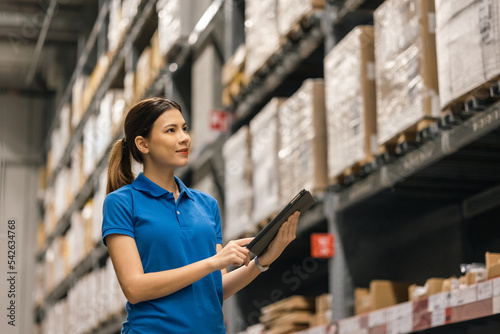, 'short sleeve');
212,200,223,245
102,190,135,246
